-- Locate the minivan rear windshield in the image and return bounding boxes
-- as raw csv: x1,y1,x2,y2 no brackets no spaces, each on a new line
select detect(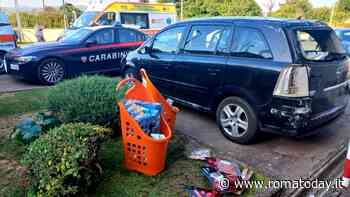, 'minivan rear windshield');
295,29,346,62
